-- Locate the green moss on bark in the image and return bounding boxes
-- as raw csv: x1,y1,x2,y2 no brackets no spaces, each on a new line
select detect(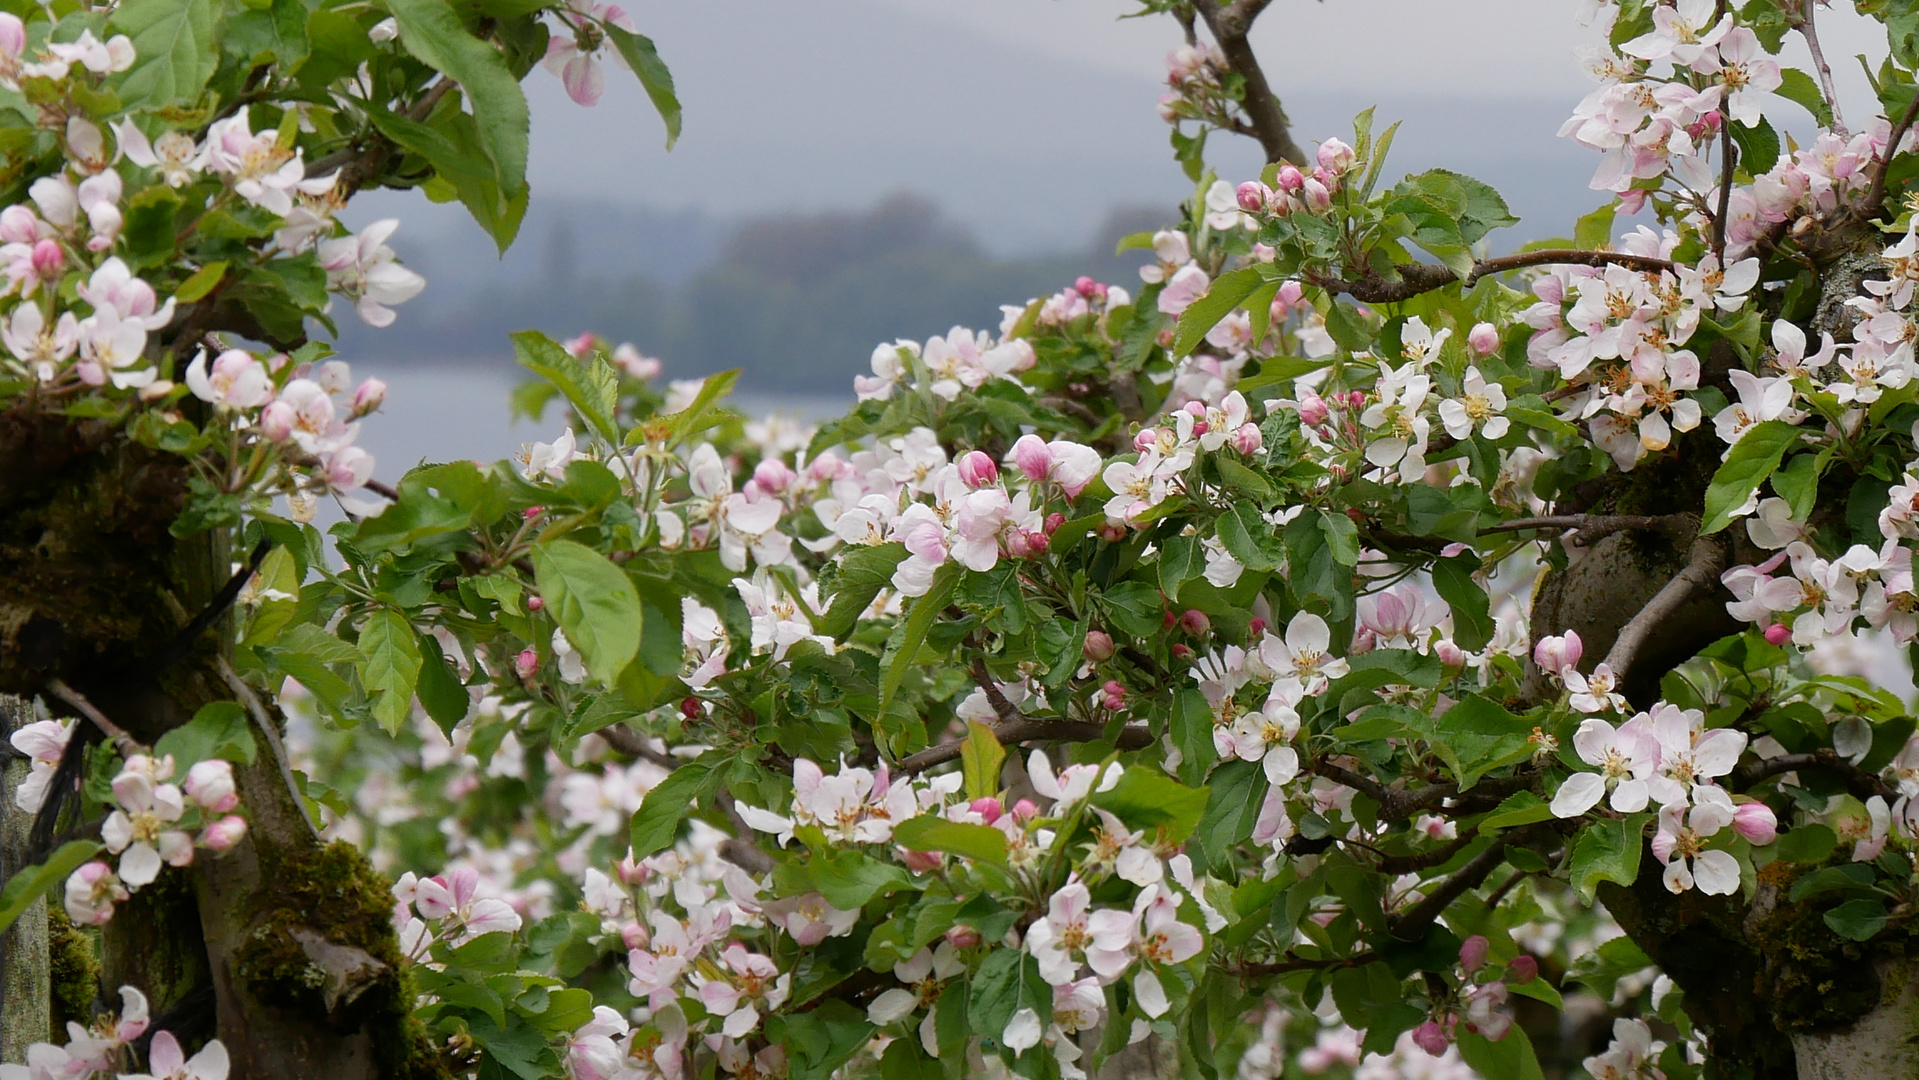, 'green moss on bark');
47,907,97,1041
231,841,452,1080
